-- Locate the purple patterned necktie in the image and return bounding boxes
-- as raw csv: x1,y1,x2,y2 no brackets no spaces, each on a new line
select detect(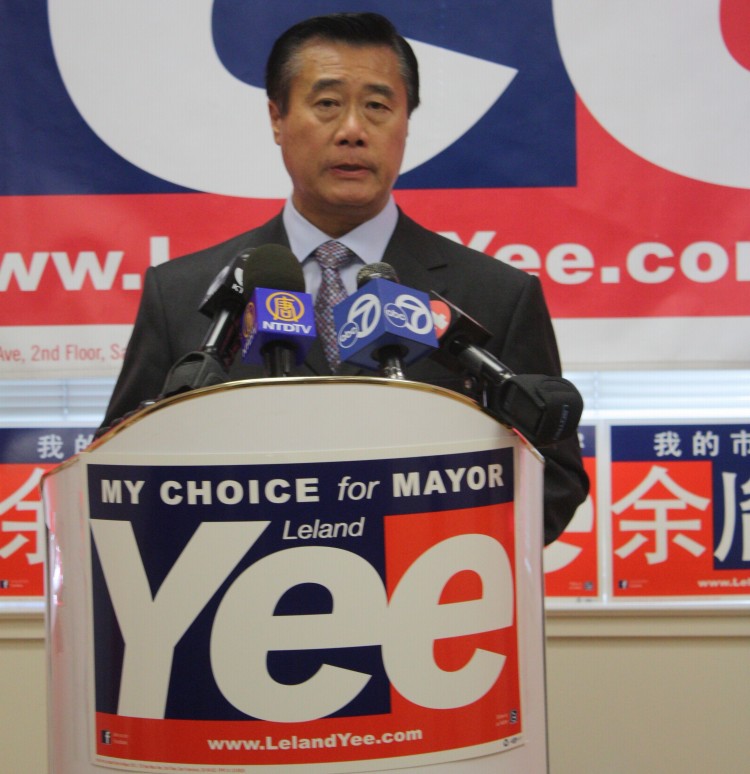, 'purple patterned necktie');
313,240,354,371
